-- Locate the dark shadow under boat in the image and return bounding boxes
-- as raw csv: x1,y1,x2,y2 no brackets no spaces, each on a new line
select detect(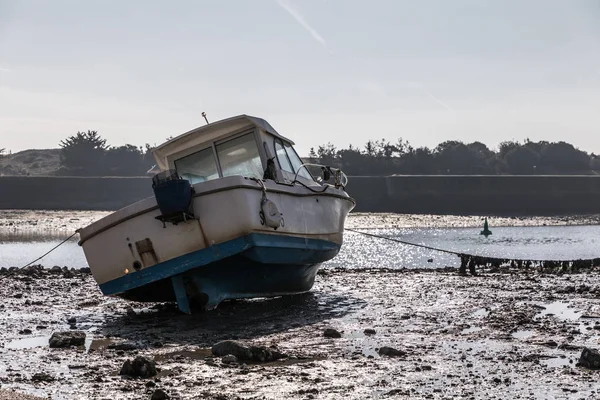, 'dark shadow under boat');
99,289,364,347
